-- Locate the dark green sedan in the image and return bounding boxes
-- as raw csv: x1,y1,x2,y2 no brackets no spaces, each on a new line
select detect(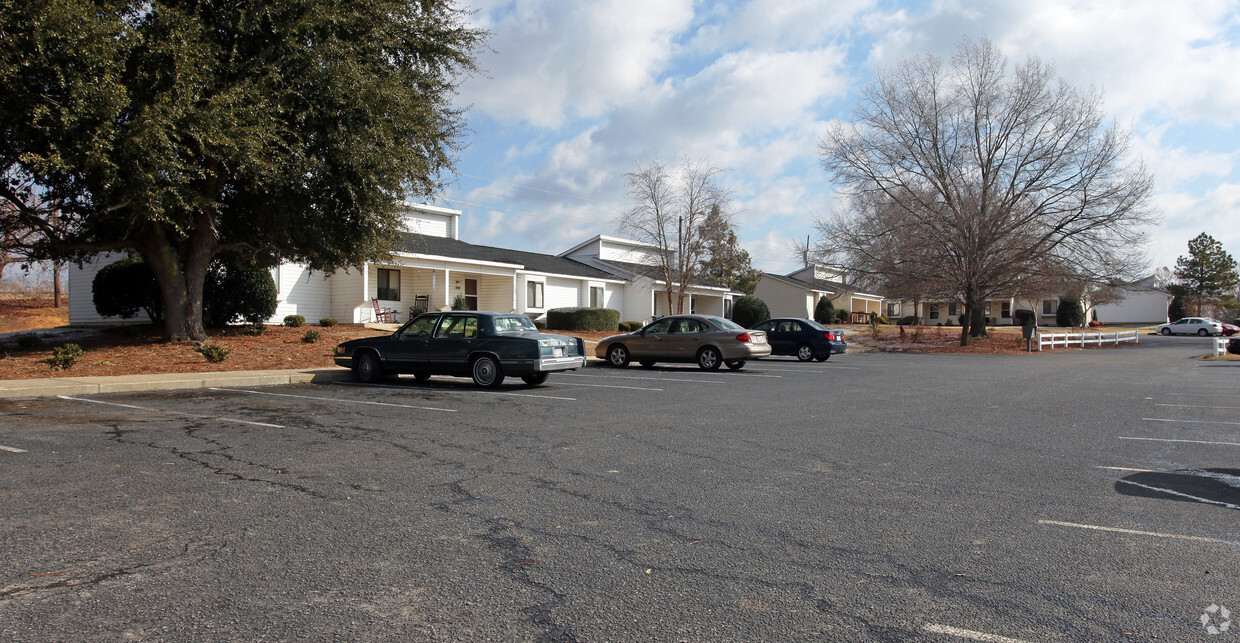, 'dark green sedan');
334,311,587,387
